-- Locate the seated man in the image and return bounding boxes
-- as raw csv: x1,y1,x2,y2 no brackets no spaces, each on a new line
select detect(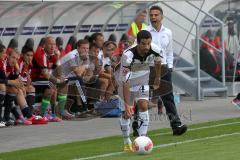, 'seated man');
57,39,100,117
31,36,62,122
19,46,35,113
4,49,34,125
98,41,118,100
0,44,23,127
18,46,48,124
